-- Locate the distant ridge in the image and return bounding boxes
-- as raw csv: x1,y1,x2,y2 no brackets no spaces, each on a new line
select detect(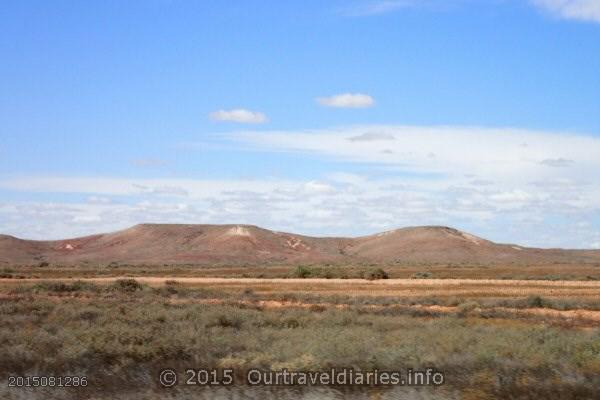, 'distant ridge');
1,224,599,266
